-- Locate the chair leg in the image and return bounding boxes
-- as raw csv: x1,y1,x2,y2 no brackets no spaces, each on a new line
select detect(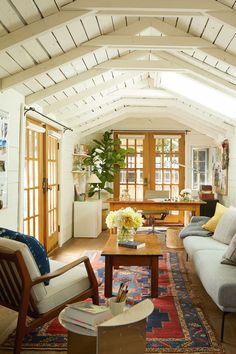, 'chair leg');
220,312,228,342
186,253,189,262
92,288,99,305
